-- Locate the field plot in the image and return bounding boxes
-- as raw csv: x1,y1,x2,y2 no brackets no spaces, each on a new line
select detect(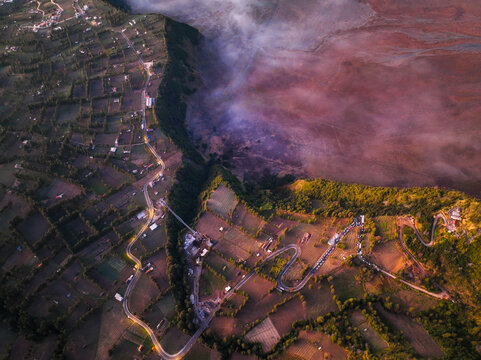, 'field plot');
98,167,130,188
121,88,142,111
196,212,228,239
160,326,192,354
109,338,140,360
78,232,120,266
290,330,348,360
207,184,238,219
65,303,92,329
389,289,438,313
262,216,297,238
237,273,274,303
363,273,399,297
0,321,16,359
156,292,176,319
220,292,246,315
85,177,110,196
283,339,318,360
245,317,281,352
24,263,58,296
373,216,397,241
17,212,51,246
145,250,170,291
57,103,79,124
350,311,388,352
232,203,264,235
236,290,288,327
196,212,253,261
270,296,305,336
200,266,225,298
73,83,86,98
62,261,102,298
375,304,444,358
0,194,30,235
283,258,307,284
71,132,94,147
332,267,364,302
143,291,177,331
340,230,358,253
92,98,108,113
9,335,57,360
184,340,215,360
89,256,127,289
28,278,76,318
210,316,241,337
95,300,133,360
138,226,168,253
370,240,409,274
222,227,259,256
205,251,240,282
60,217,94,248
300,281,339,318
1,246,39,272
37,178,82,206
0,163,16,188
281,222,338,266
106,115,122,133
129,274,160,315
95,133,118,146
88,78,103,97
